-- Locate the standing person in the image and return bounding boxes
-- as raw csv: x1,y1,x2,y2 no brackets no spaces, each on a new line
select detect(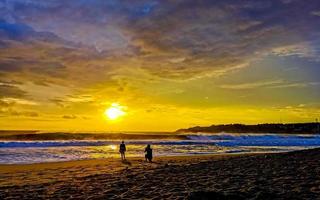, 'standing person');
144,144,153,162
119,141,126,161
